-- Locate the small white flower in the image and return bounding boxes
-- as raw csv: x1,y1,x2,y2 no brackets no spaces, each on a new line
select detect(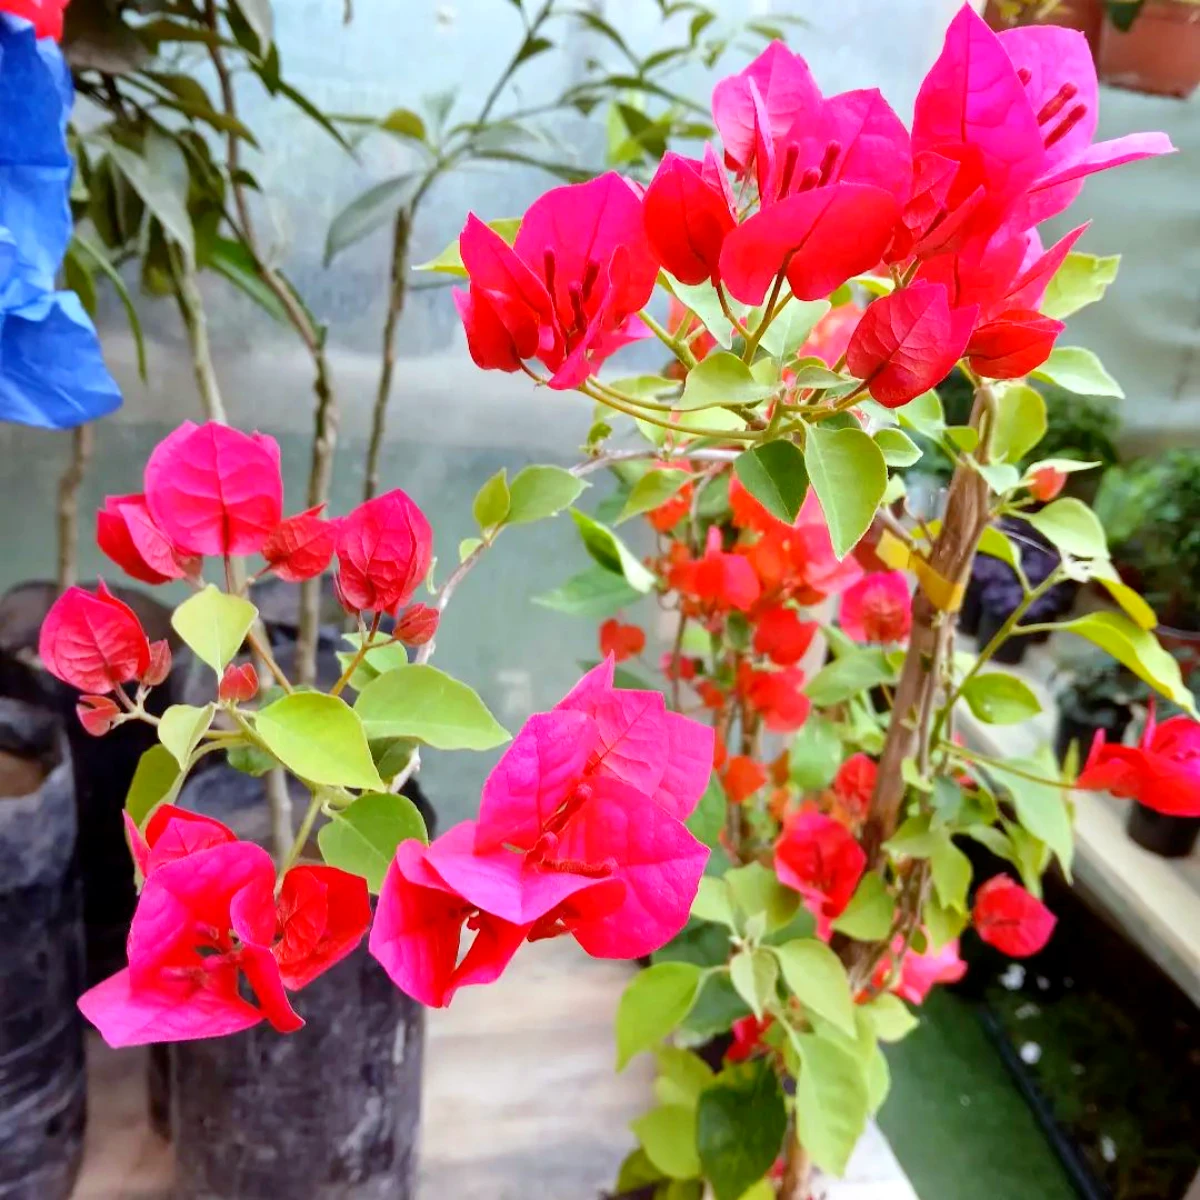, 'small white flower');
1100,1136,1117,1163
1000,963,1026,990
1019,1041,1042,1065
